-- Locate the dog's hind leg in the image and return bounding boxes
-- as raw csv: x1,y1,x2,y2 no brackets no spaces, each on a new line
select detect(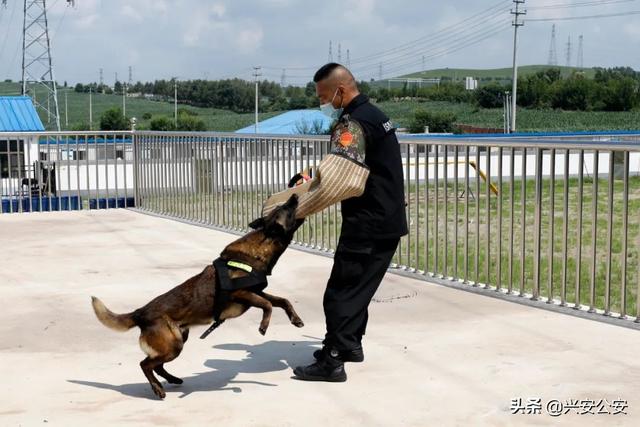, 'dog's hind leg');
139,322,185,398
140,357,169,399
230,290,273,335
259,291,304,328
154,365,183,385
